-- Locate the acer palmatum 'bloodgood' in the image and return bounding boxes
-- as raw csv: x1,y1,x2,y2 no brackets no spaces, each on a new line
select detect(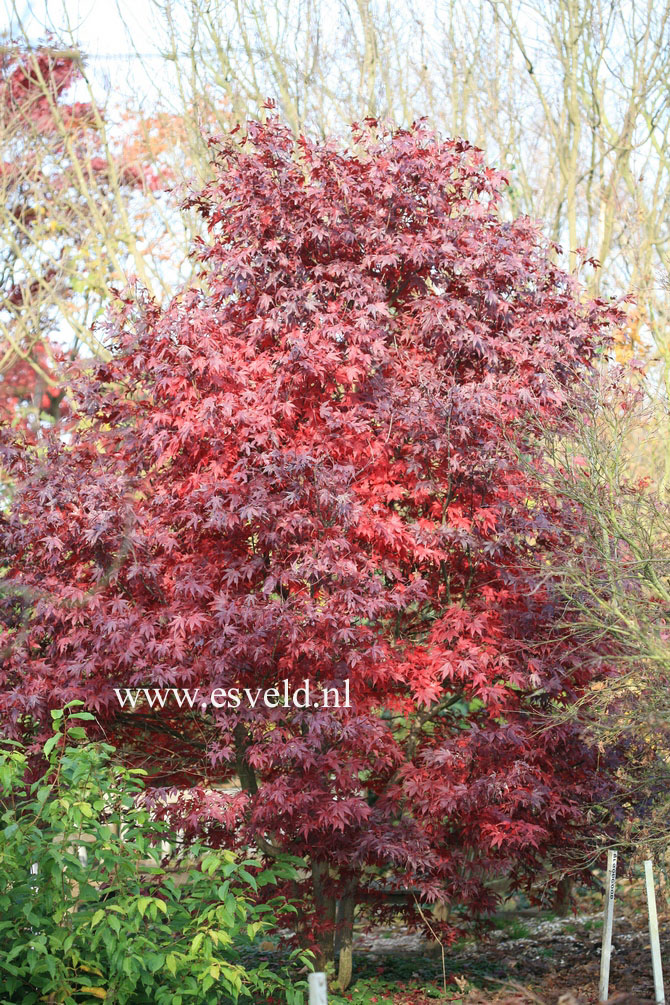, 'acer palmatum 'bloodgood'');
0,117,621,982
